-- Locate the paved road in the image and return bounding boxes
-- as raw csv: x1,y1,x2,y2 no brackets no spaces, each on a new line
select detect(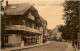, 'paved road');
15,41,69,51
